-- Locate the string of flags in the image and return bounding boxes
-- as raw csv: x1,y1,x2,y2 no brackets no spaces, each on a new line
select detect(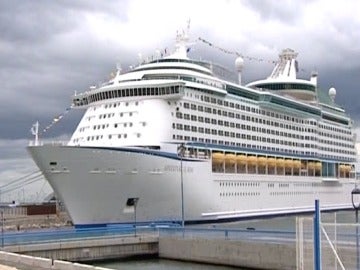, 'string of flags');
197,37,308,73
40,106,73,135
198,37,278,64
